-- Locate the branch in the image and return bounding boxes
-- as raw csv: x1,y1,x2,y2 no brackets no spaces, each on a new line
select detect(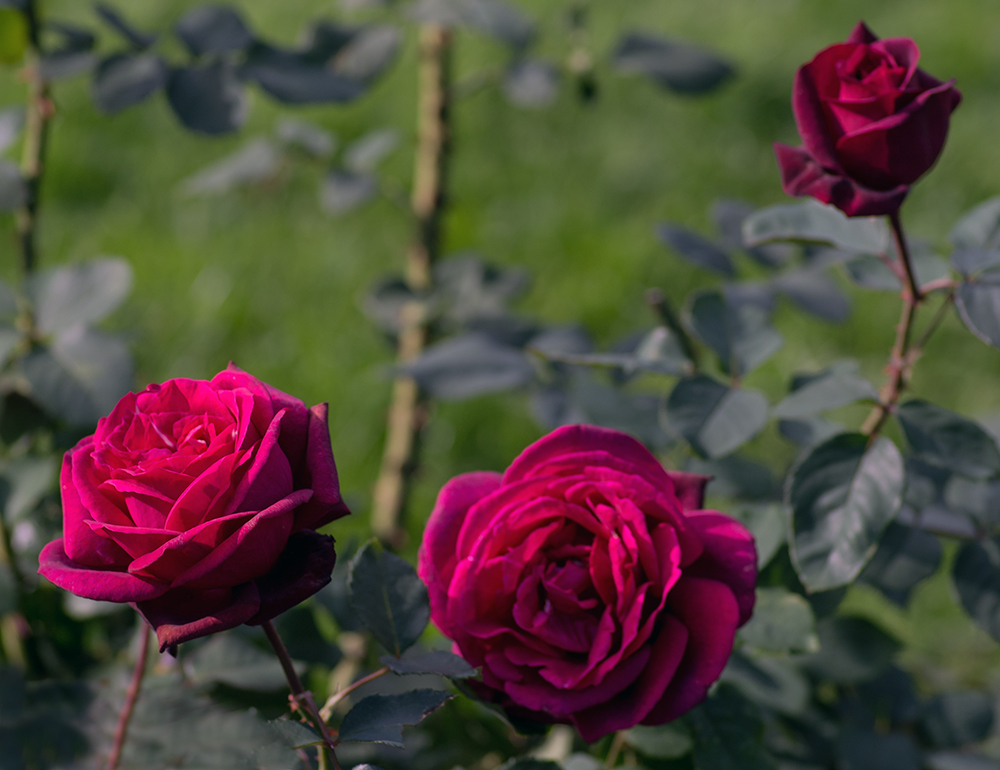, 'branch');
319,666,389,722
371,24,452,545
107,623,151,770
